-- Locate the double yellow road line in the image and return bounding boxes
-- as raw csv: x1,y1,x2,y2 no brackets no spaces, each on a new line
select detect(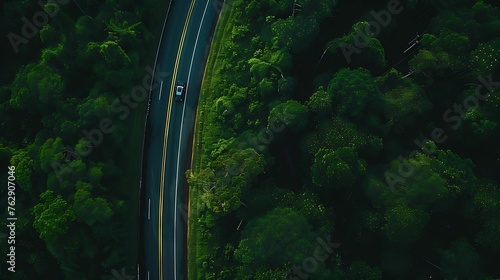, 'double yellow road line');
158,0,197,279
